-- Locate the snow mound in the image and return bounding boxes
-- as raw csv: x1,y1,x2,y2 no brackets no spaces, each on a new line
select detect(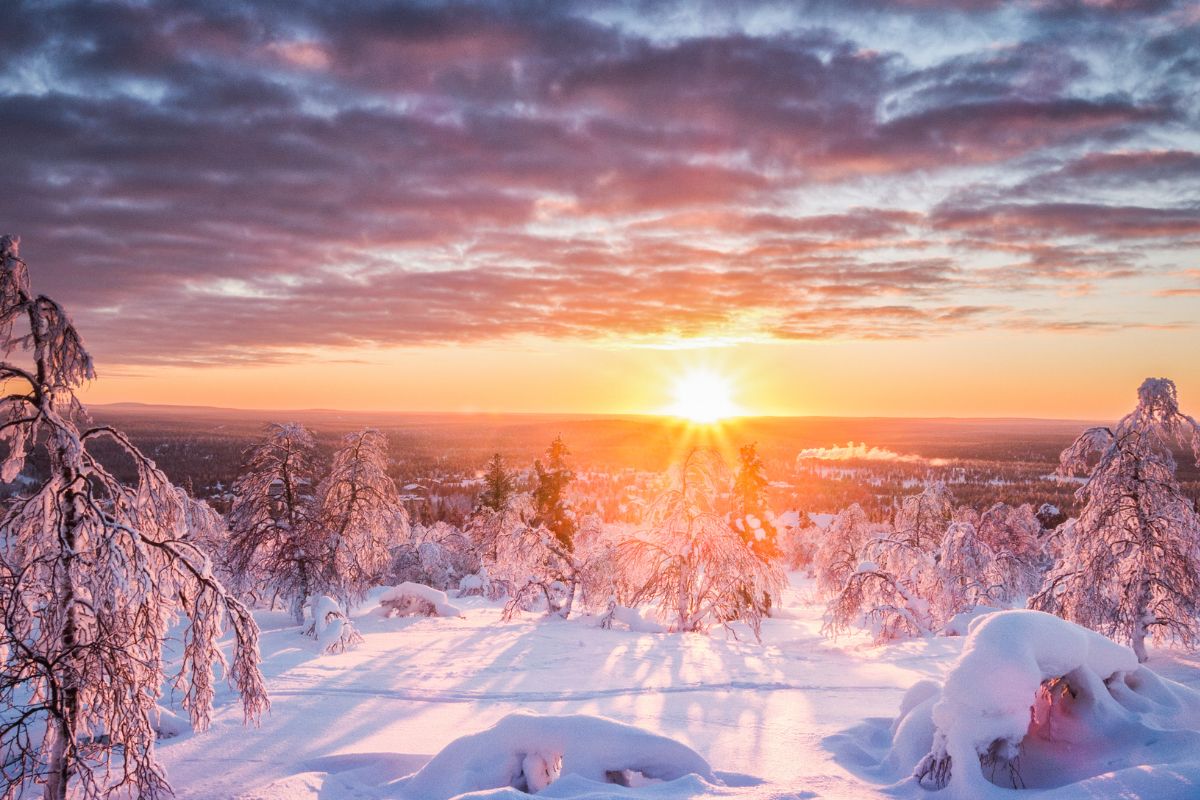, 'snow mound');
602,605,667,634
395,712,717,799
839,609,1200,798
376,582,464,618
830,609,1200,796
